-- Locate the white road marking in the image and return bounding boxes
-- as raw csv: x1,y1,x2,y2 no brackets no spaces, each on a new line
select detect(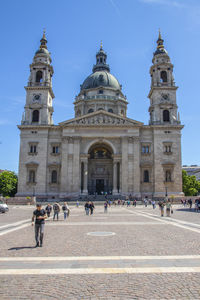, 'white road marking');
0,224,30,236
1,267,200,275
0,219,30,230
1,255,200,261
46,222,163,226
125,209,200,234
